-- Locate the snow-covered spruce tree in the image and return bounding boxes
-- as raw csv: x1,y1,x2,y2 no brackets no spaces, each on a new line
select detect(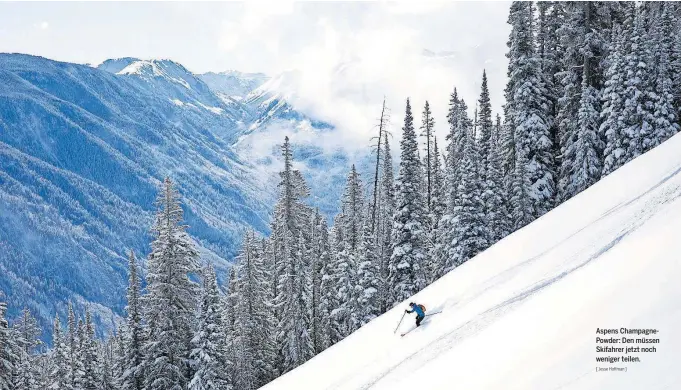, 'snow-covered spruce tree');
426,138,446,284
314,218,333,352
537,1,562,164
76,318,87,389
310,210,330,355
221,267,238,385
82,309,98,390
329,165,365,337
66,302,81,390
143,177,199,390
601,24,627,177
434,97,471,278
506,1,555,222
487,130,510,243
388,98,428,306
564,75,604,198
121,250,144,390
329,232,358,340
189,265,229,390
452,118,488,266
649,5,680,149
272,137,314,373
510,149,534,230
111,326,128,389
557,2,612,201
233,230,275,388
0,301,14,390
340,165,364,252
477,69,505,245
377,134,395,313
356,213,381,326
620,7,655,165
257,237,278,384
477,71,494,181
97,336,119,390
49,316,68,390
444,88,464,212
420,100,436,212
12,308,42,390
280,230,314,373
